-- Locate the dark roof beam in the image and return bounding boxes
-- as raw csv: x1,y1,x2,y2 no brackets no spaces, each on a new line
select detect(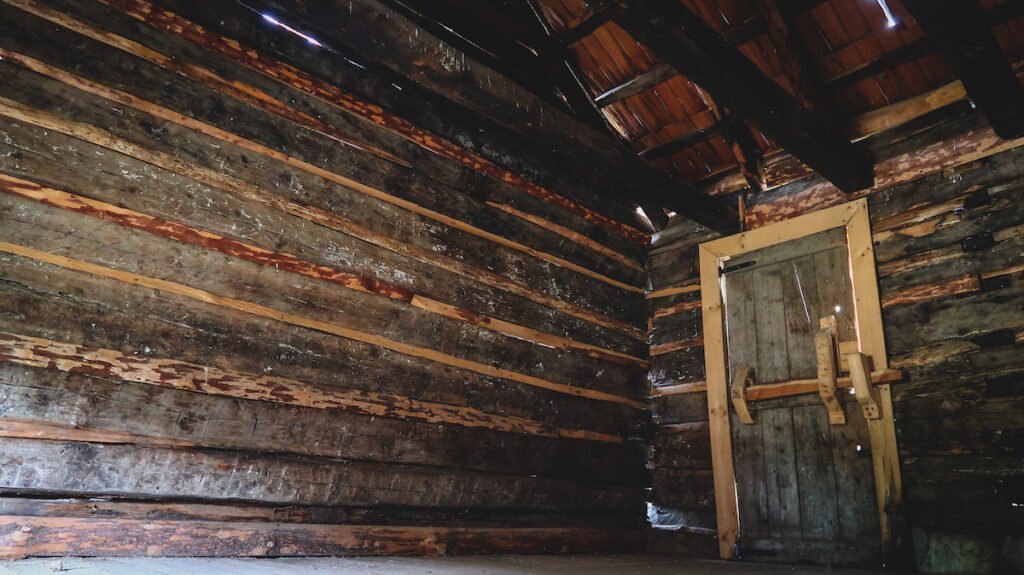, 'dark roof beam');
902,0,1024,139
608,0,873,192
